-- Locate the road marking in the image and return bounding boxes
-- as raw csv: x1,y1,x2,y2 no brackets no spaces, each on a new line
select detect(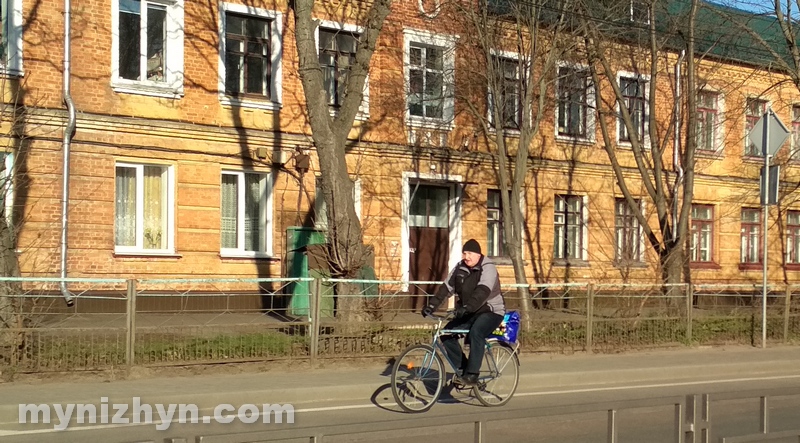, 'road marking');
2,374,800,436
